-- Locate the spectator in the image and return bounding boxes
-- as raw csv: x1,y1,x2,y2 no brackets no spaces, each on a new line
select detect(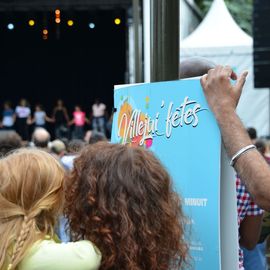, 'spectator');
179,57,216,79
50,139,66,159
236,134,264,270
32,127,50,150
65,142,188,270
0,149,101,270
61,139,86,171
0,130,22,156
180,57,263,270
66,139,86,154
84,130,107,144
242,140,269,270
237,176,264,270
